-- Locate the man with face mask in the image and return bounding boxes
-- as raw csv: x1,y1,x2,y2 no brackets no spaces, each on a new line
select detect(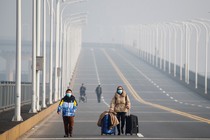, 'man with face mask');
57,89,78,137
109,86,131,135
